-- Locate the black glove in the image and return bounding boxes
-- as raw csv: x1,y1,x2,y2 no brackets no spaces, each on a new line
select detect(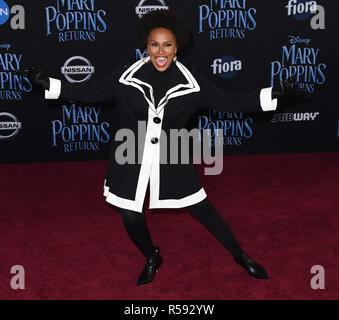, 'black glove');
272,76,298,100
16,66,50,92
272,76,309,109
